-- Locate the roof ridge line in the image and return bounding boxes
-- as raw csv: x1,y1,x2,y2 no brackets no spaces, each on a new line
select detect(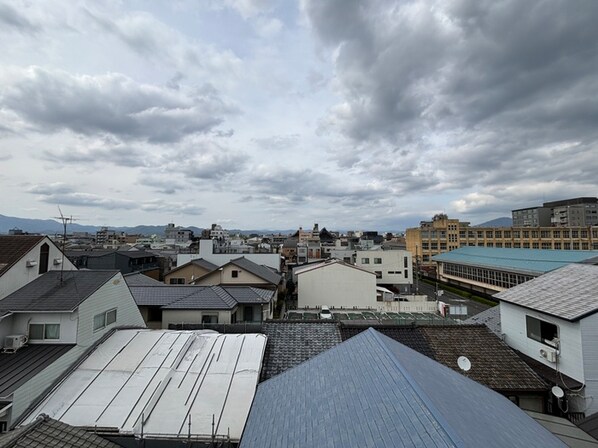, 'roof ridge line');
367,328,465,448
